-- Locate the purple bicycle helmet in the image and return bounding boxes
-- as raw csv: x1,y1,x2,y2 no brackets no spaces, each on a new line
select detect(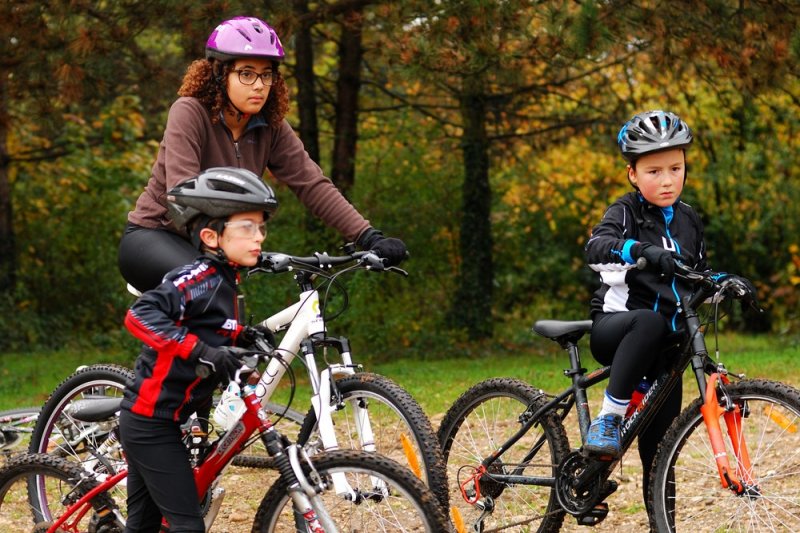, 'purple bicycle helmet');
617,110,693,162
205,16,285,63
